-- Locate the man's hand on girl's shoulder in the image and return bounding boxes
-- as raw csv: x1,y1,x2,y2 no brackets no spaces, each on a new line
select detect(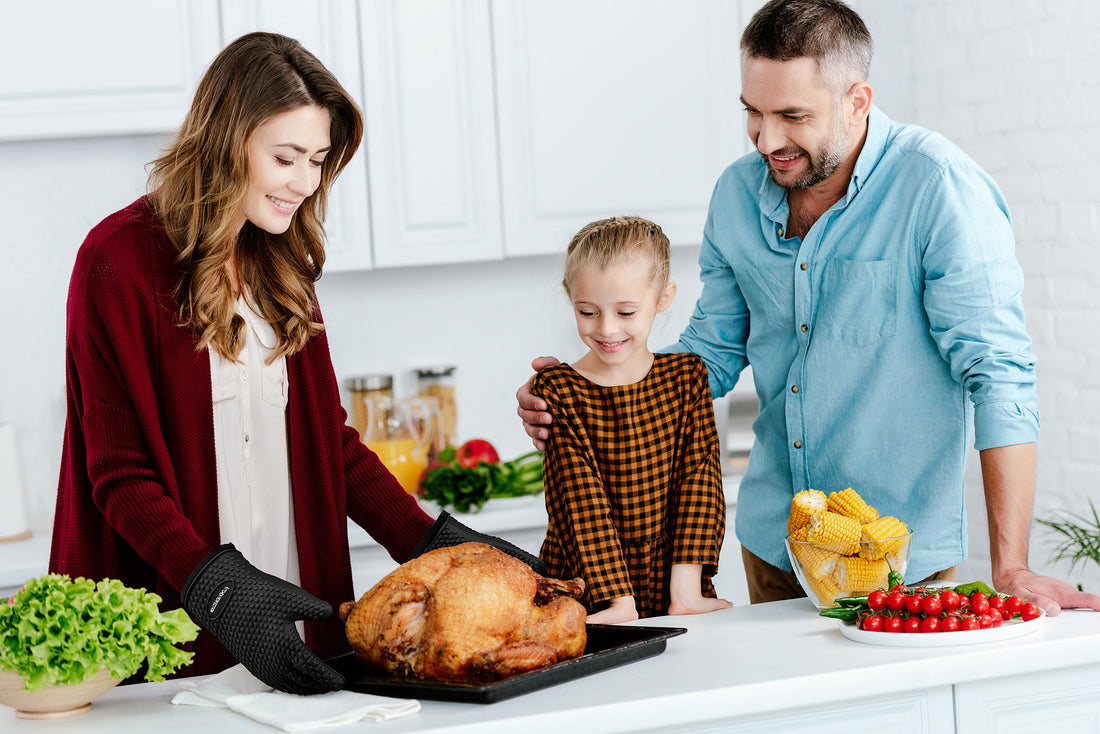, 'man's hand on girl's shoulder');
517,356,561,450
